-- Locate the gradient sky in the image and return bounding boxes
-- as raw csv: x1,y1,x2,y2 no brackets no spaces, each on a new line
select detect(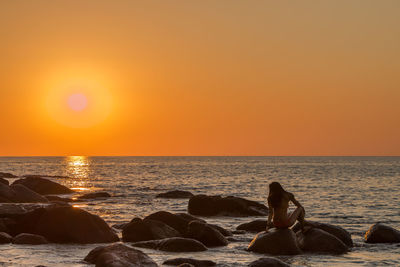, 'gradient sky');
1,1,399,156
